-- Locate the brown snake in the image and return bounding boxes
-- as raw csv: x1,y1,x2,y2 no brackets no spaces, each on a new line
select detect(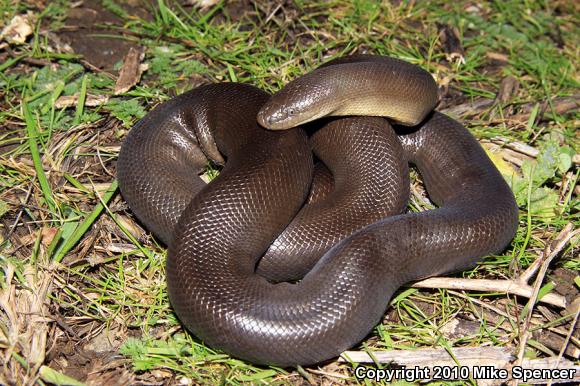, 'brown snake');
117,55,519,366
